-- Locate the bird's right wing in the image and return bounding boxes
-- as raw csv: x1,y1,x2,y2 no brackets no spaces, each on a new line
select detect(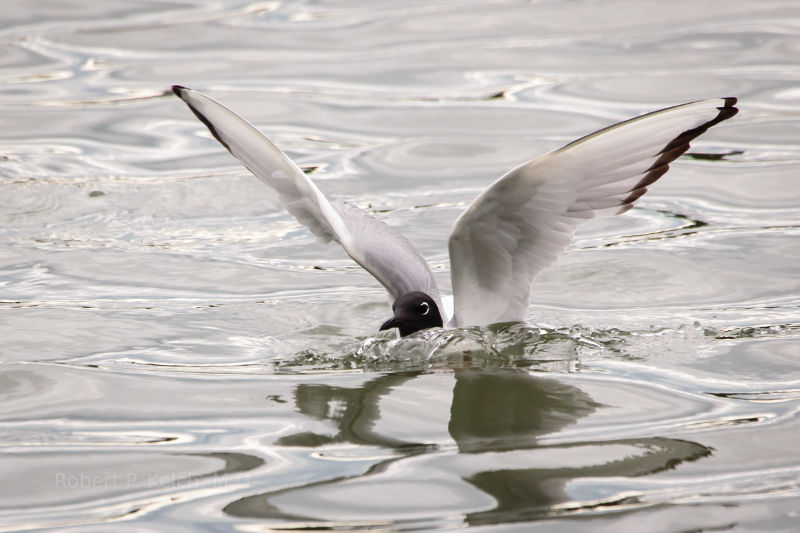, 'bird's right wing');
173,86,441,307
448,98,738,327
